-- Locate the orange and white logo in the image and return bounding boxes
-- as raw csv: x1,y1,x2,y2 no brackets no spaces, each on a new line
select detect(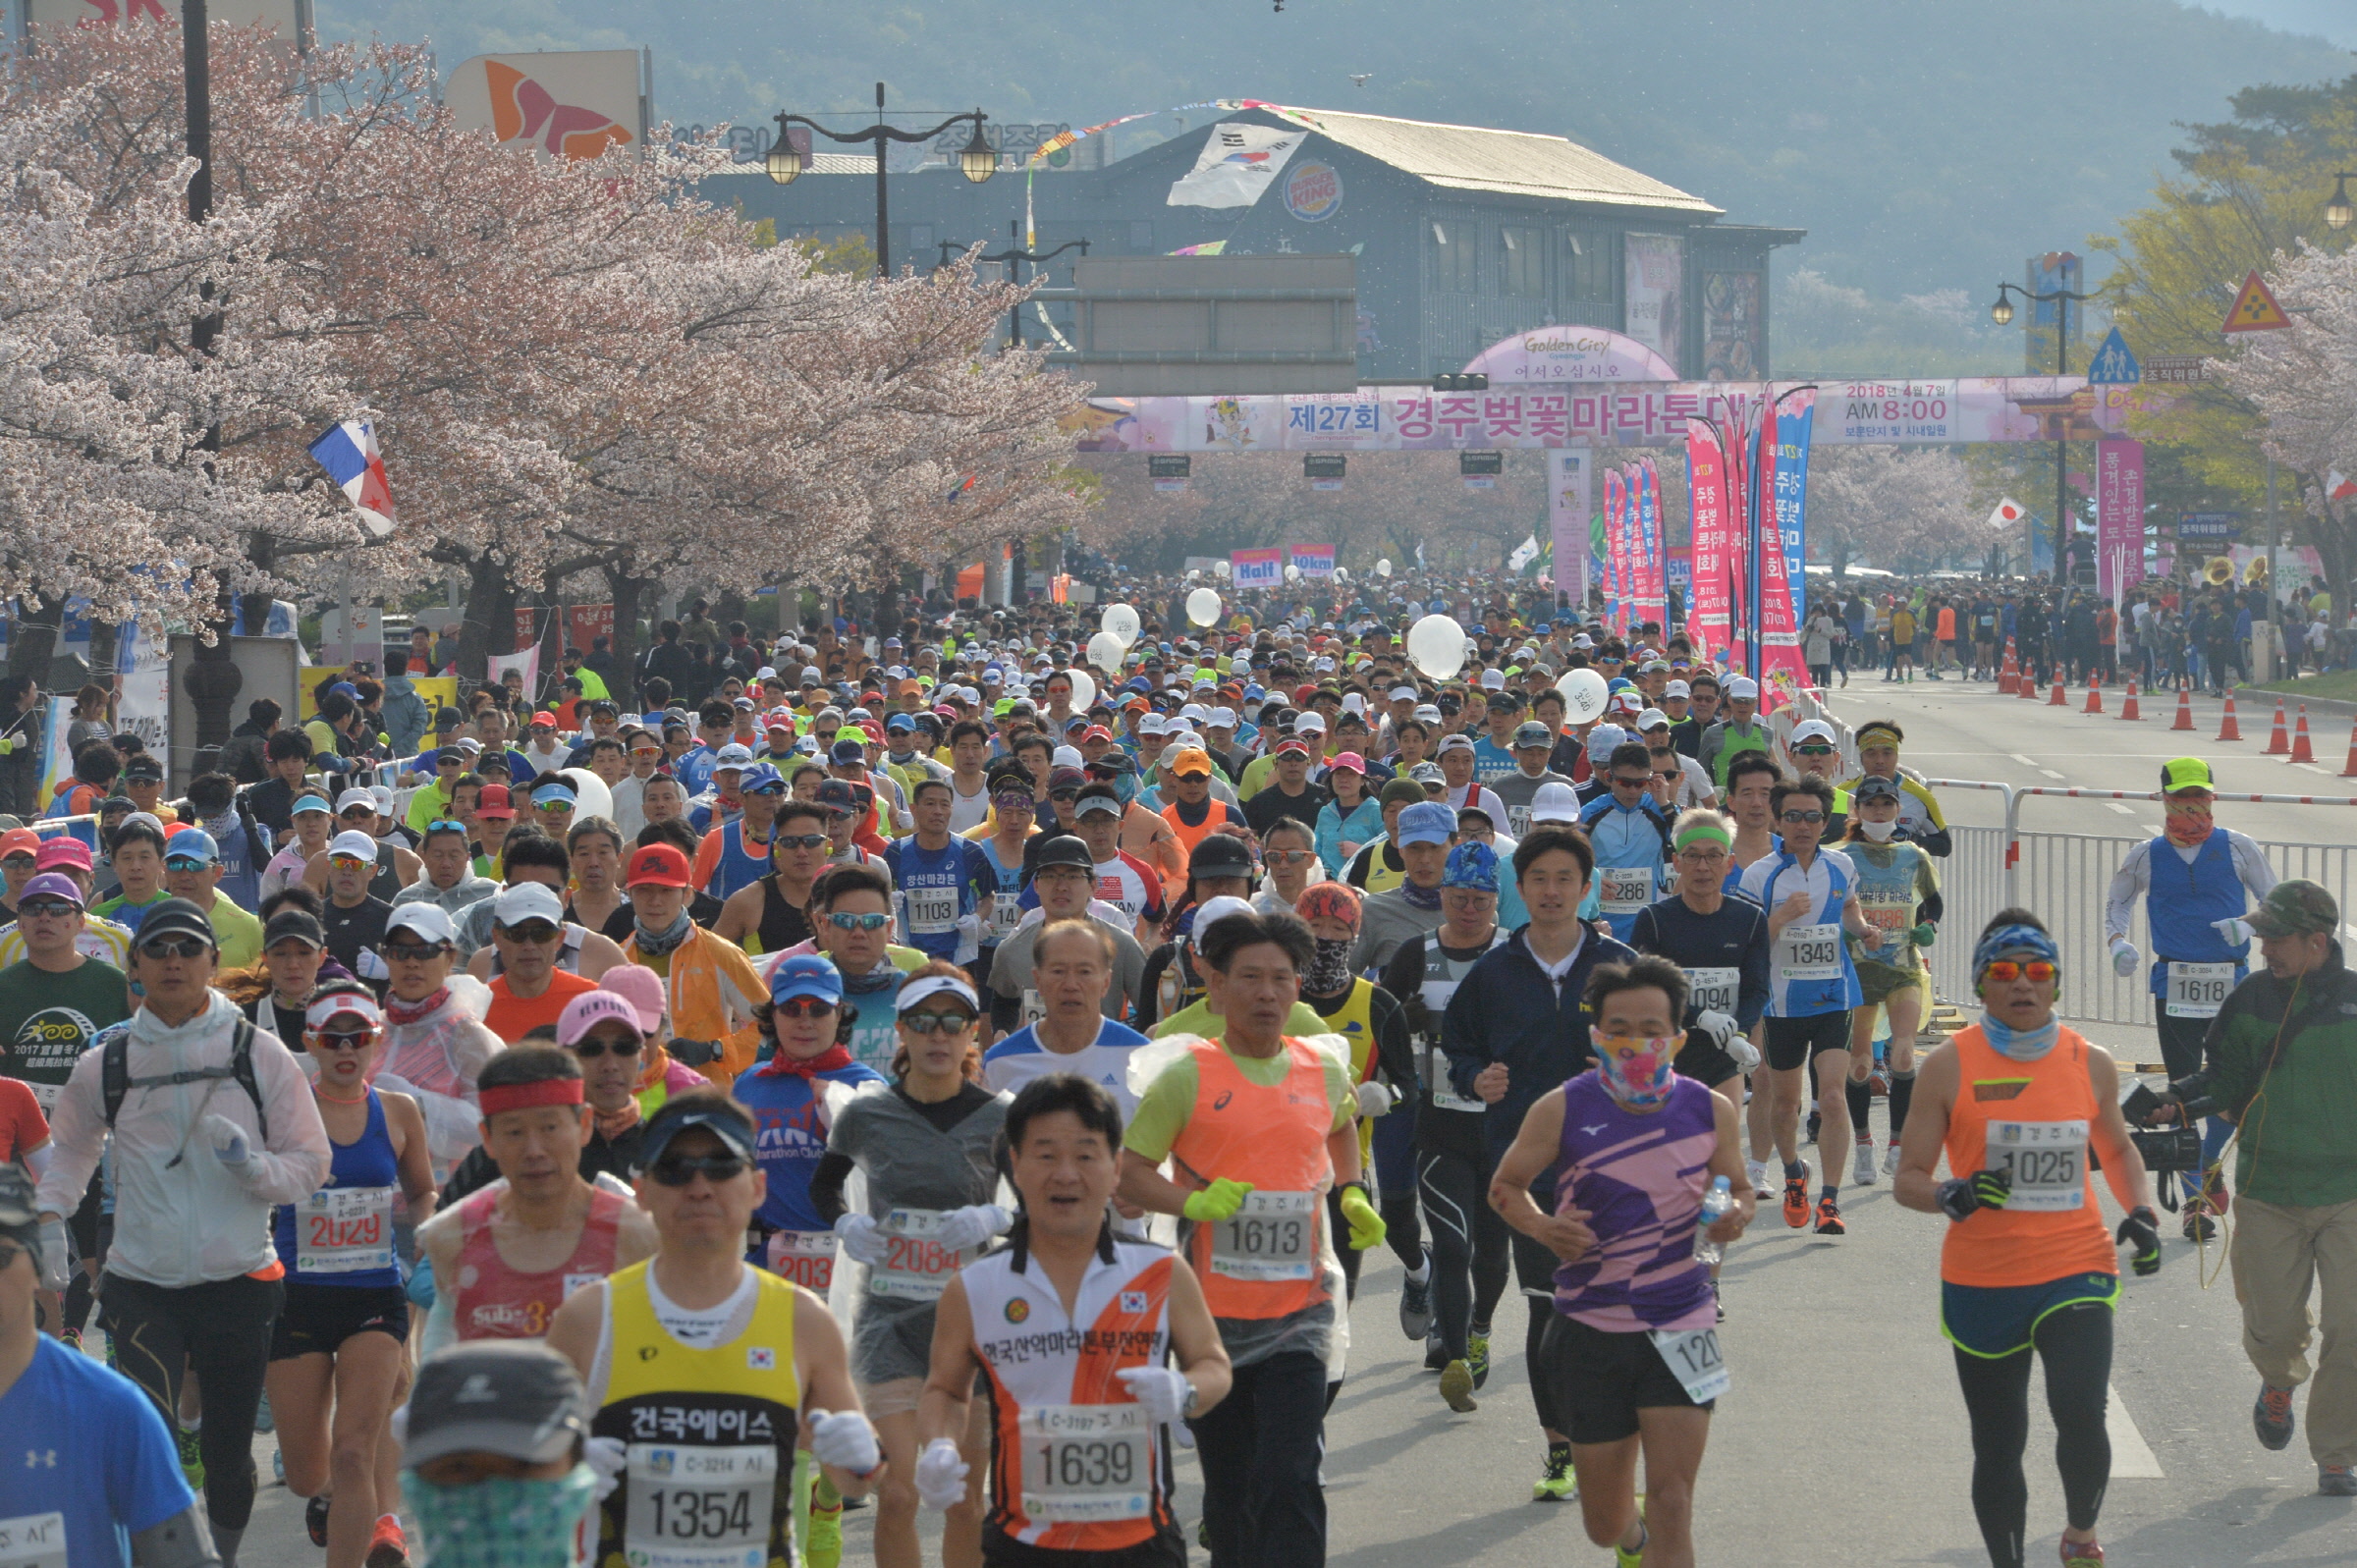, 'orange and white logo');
484,60,633,160
447,51,644,164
